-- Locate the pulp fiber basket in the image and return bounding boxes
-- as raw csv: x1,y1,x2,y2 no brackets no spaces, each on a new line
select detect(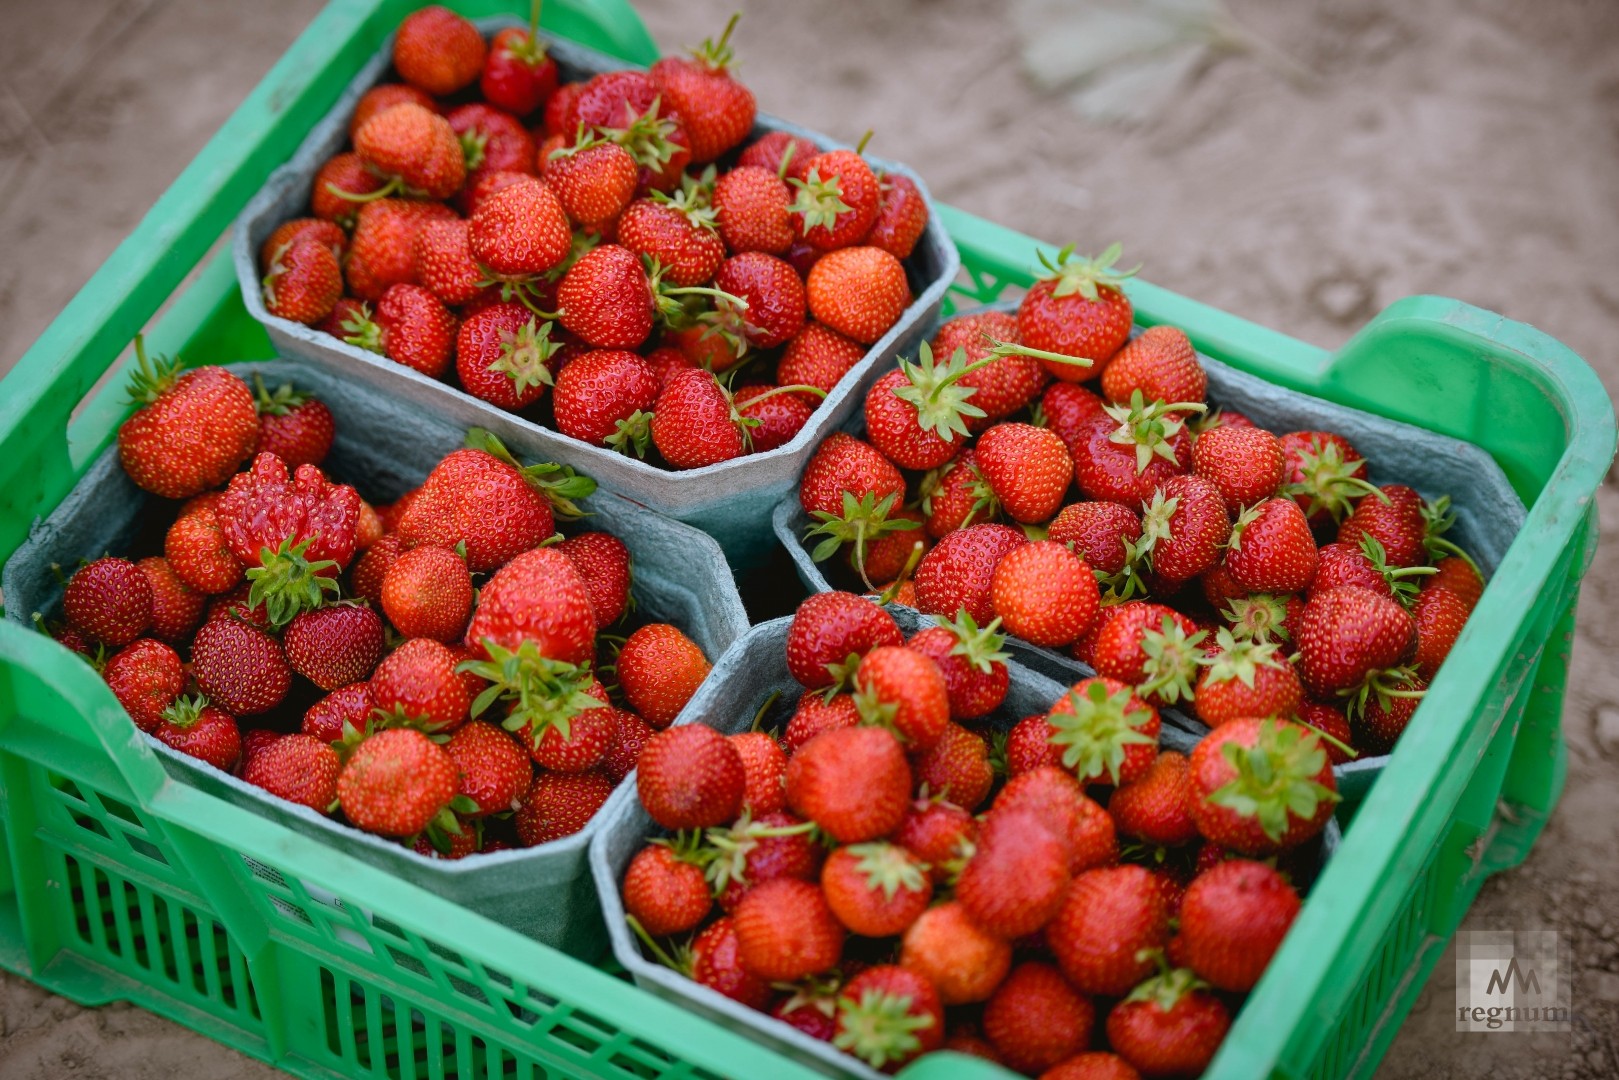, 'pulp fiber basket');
589,609,1342,1080
771,303,1530,805
232,18,959,569
0,2,1611,1079
0,357,749,959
